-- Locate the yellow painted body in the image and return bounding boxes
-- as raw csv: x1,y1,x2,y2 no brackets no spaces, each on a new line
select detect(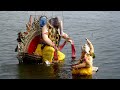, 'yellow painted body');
72,67,92,76
34,44,65,63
